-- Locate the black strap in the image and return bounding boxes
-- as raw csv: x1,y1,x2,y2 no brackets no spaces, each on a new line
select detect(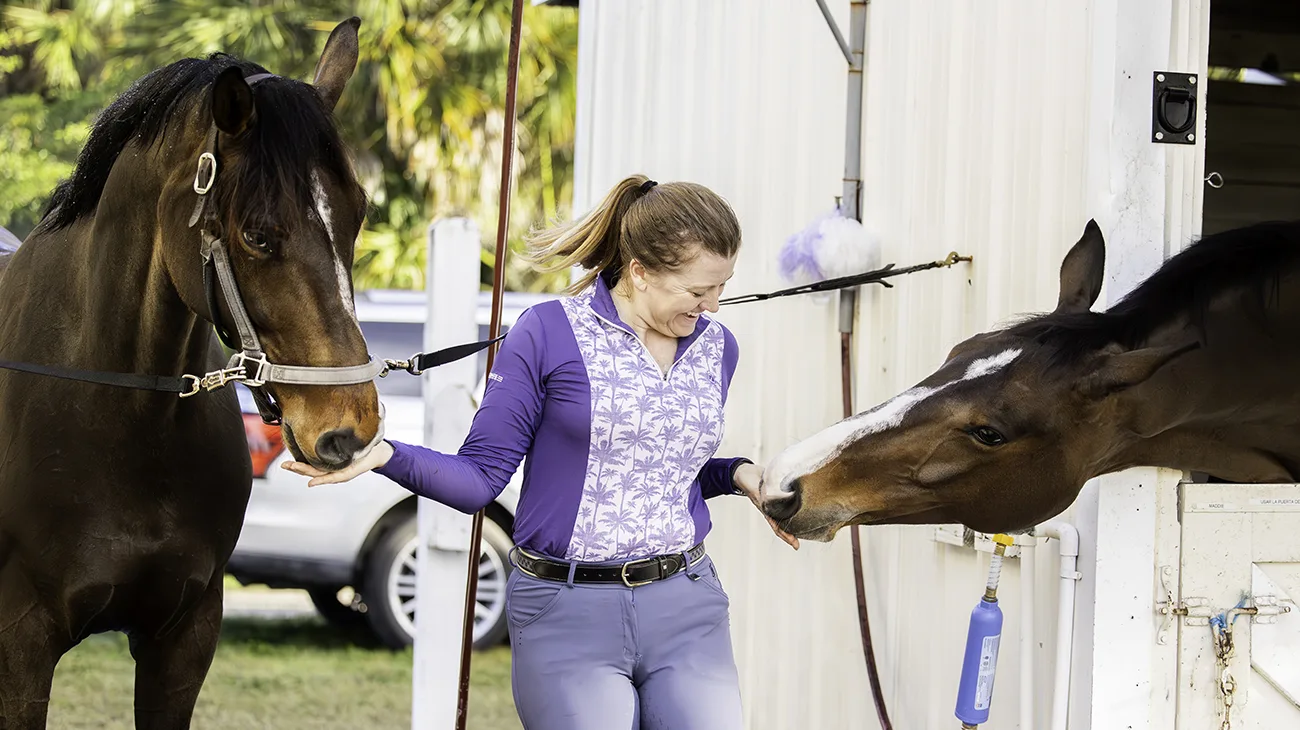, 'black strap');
410,333,506,373
248,384,283,425
0,332,509,396
203,254,240,351
0,359,190,393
